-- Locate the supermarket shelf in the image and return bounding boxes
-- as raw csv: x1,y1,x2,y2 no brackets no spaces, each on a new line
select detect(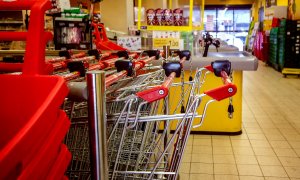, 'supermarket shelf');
55,17,85,22
142,25,193,31
0,21,23,25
